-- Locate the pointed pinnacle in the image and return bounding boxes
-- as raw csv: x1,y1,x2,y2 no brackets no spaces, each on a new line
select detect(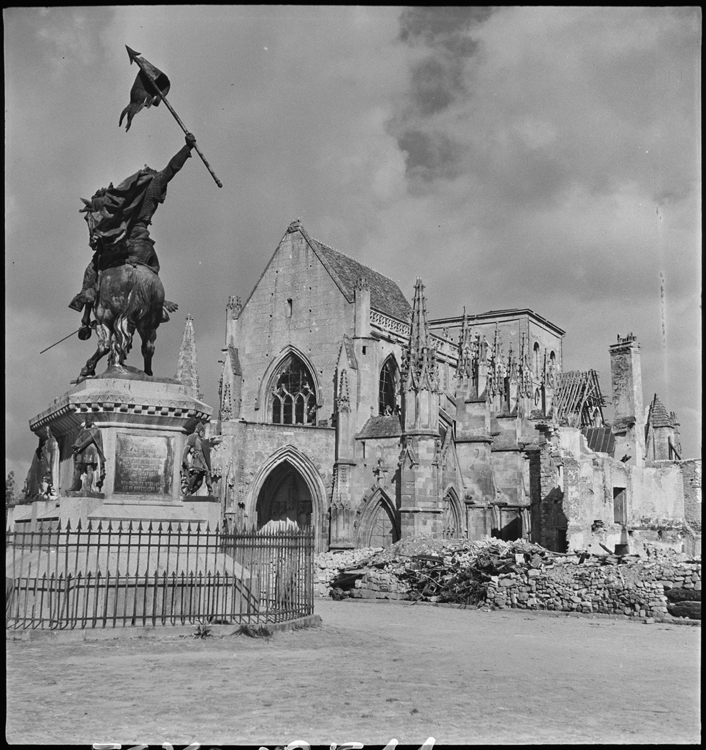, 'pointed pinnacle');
126,45,141,64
